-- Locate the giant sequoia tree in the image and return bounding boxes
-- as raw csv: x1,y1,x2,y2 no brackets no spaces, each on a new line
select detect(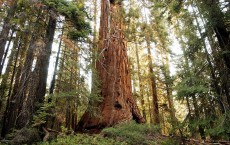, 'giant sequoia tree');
77,0,145,132
1,0,230,143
